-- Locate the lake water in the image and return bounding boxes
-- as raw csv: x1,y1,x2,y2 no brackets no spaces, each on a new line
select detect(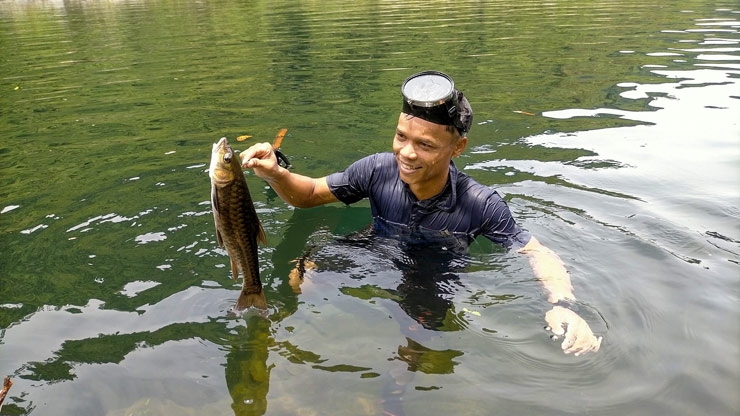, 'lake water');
1,1,738,415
